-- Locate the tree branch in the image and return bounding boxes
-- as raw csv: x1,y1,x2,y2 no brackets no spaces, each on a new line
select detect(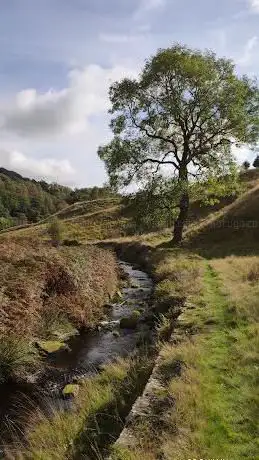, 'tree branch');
139,157,179,170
